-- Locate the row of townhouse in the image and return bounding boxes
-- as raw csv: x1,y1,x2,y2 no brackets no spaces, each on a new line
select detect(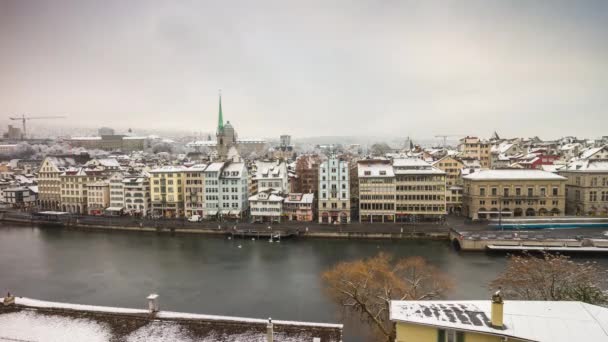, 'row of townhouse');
249,191,315,223
148,161,249,219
